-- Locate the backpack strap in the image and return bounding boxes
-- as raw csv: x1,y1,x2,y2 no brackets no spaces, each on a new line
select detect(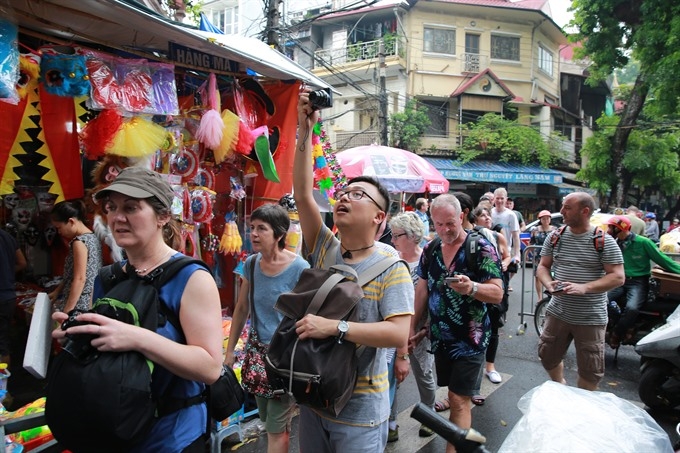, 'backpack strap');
422,237,441,274
146,256,211,341
423,232,481,276
550,225,605,255
147,256,210,417
357,256,402,287
593,226,605,254
98,261,127,293
550,225,568,255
